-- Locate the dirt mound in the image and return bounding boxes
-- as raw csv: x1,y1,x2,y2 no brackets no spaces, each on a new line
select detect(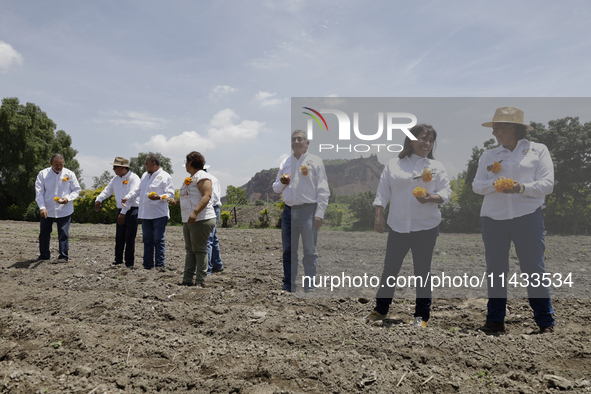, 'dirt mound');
0,220,590,393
